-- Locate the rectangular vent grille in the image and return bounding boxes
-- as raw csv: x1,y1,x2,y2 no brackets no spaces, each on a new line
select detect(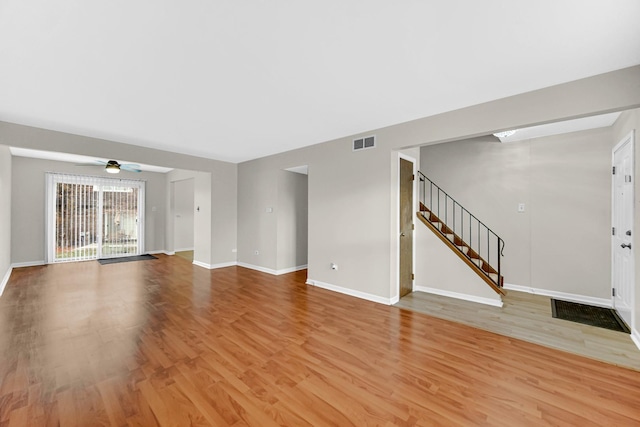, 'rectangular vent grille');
353,135,376,151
